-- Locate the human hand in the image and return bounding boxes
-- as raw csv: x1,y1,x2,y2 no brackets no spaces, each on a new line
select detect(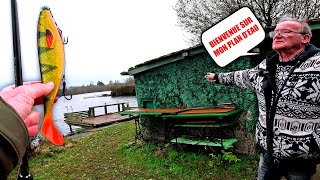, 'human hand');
0,81,54,136
205,72,216,83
